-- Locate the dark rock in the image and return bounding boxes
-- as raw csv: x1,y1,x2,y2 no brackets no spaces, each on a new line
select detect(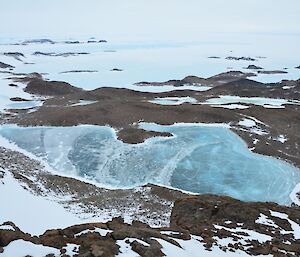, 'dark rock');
226,56,256,61
60,70,98,74
110,68,123,72
32,52,54,56
117,128,172,144
258,70,288,74
170,195,300,234
0,229,30,247
3,52,25,61
3,52,25,58
295,66,300,69
90,244,106,257
60,248,67,254
22,39,55,44
25,79,82,96
32,52,89,57
207,71,256,82
136,71,256,87
245,65,263,70
0,62,14,69
1,193,300,257
64,41,80,44
131,240,164,257
10,97,31,102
